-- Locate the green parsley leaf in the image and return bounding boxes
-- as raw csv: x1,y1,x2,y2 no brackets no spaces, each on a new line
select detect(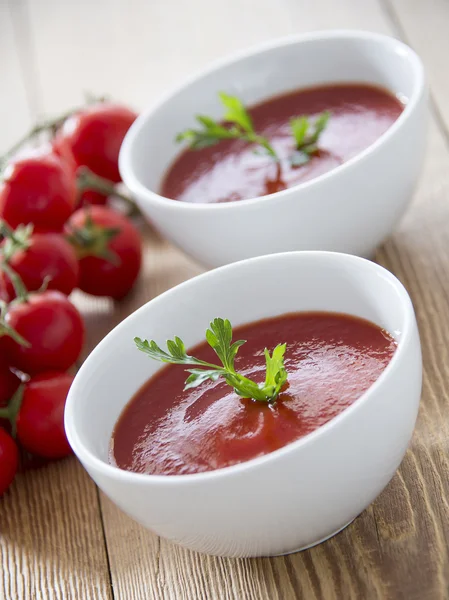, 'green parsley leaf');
134,336,207,366
289,110,330,167
185,369,221,389
135,317,289,403
176,94,330,170
176,93,278,159
264,344,288,396
205,318,246,371
219,92,254,134
308,111,330,145
290,116,309,148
